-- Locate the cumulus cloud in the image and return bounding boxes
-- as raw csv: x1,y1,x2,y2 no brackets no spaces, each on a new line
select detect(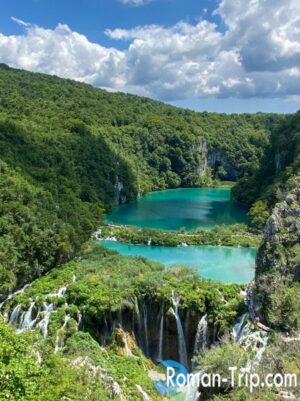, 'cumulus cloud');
0,20,126,90
216,0,300,72
1,0,300,101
